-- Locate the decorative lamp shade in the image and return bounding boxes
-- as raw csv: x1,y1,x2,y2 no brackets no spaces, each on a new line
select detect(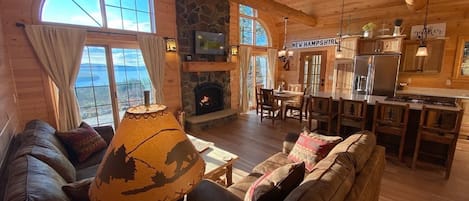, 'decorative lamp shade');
416,46,428,57
89,104,205,201
278,49,286,57
165,38,177,52
230,45,239,56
